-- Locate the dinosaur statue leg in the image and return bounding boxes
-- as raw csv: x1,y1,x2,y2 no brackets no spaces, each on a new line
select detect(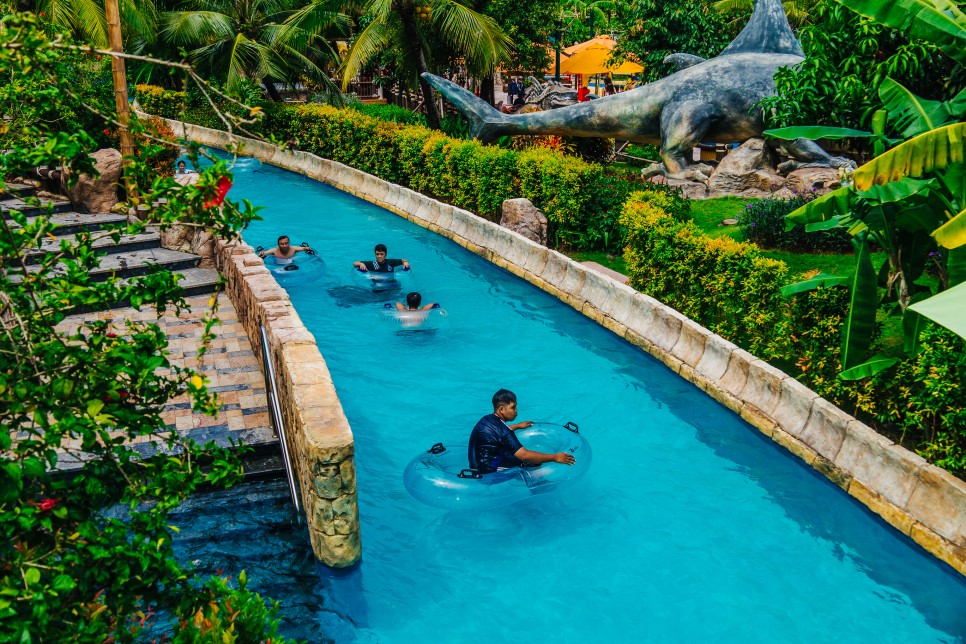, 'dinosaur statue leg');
774,138,858,173
658,101,718,179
